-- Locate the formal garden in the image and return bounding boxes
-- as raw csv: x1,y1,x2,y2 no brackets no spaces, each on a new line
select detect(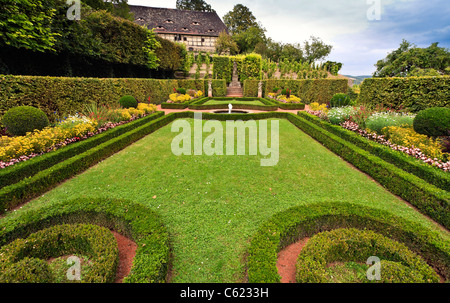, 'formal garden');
0,0,449,286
